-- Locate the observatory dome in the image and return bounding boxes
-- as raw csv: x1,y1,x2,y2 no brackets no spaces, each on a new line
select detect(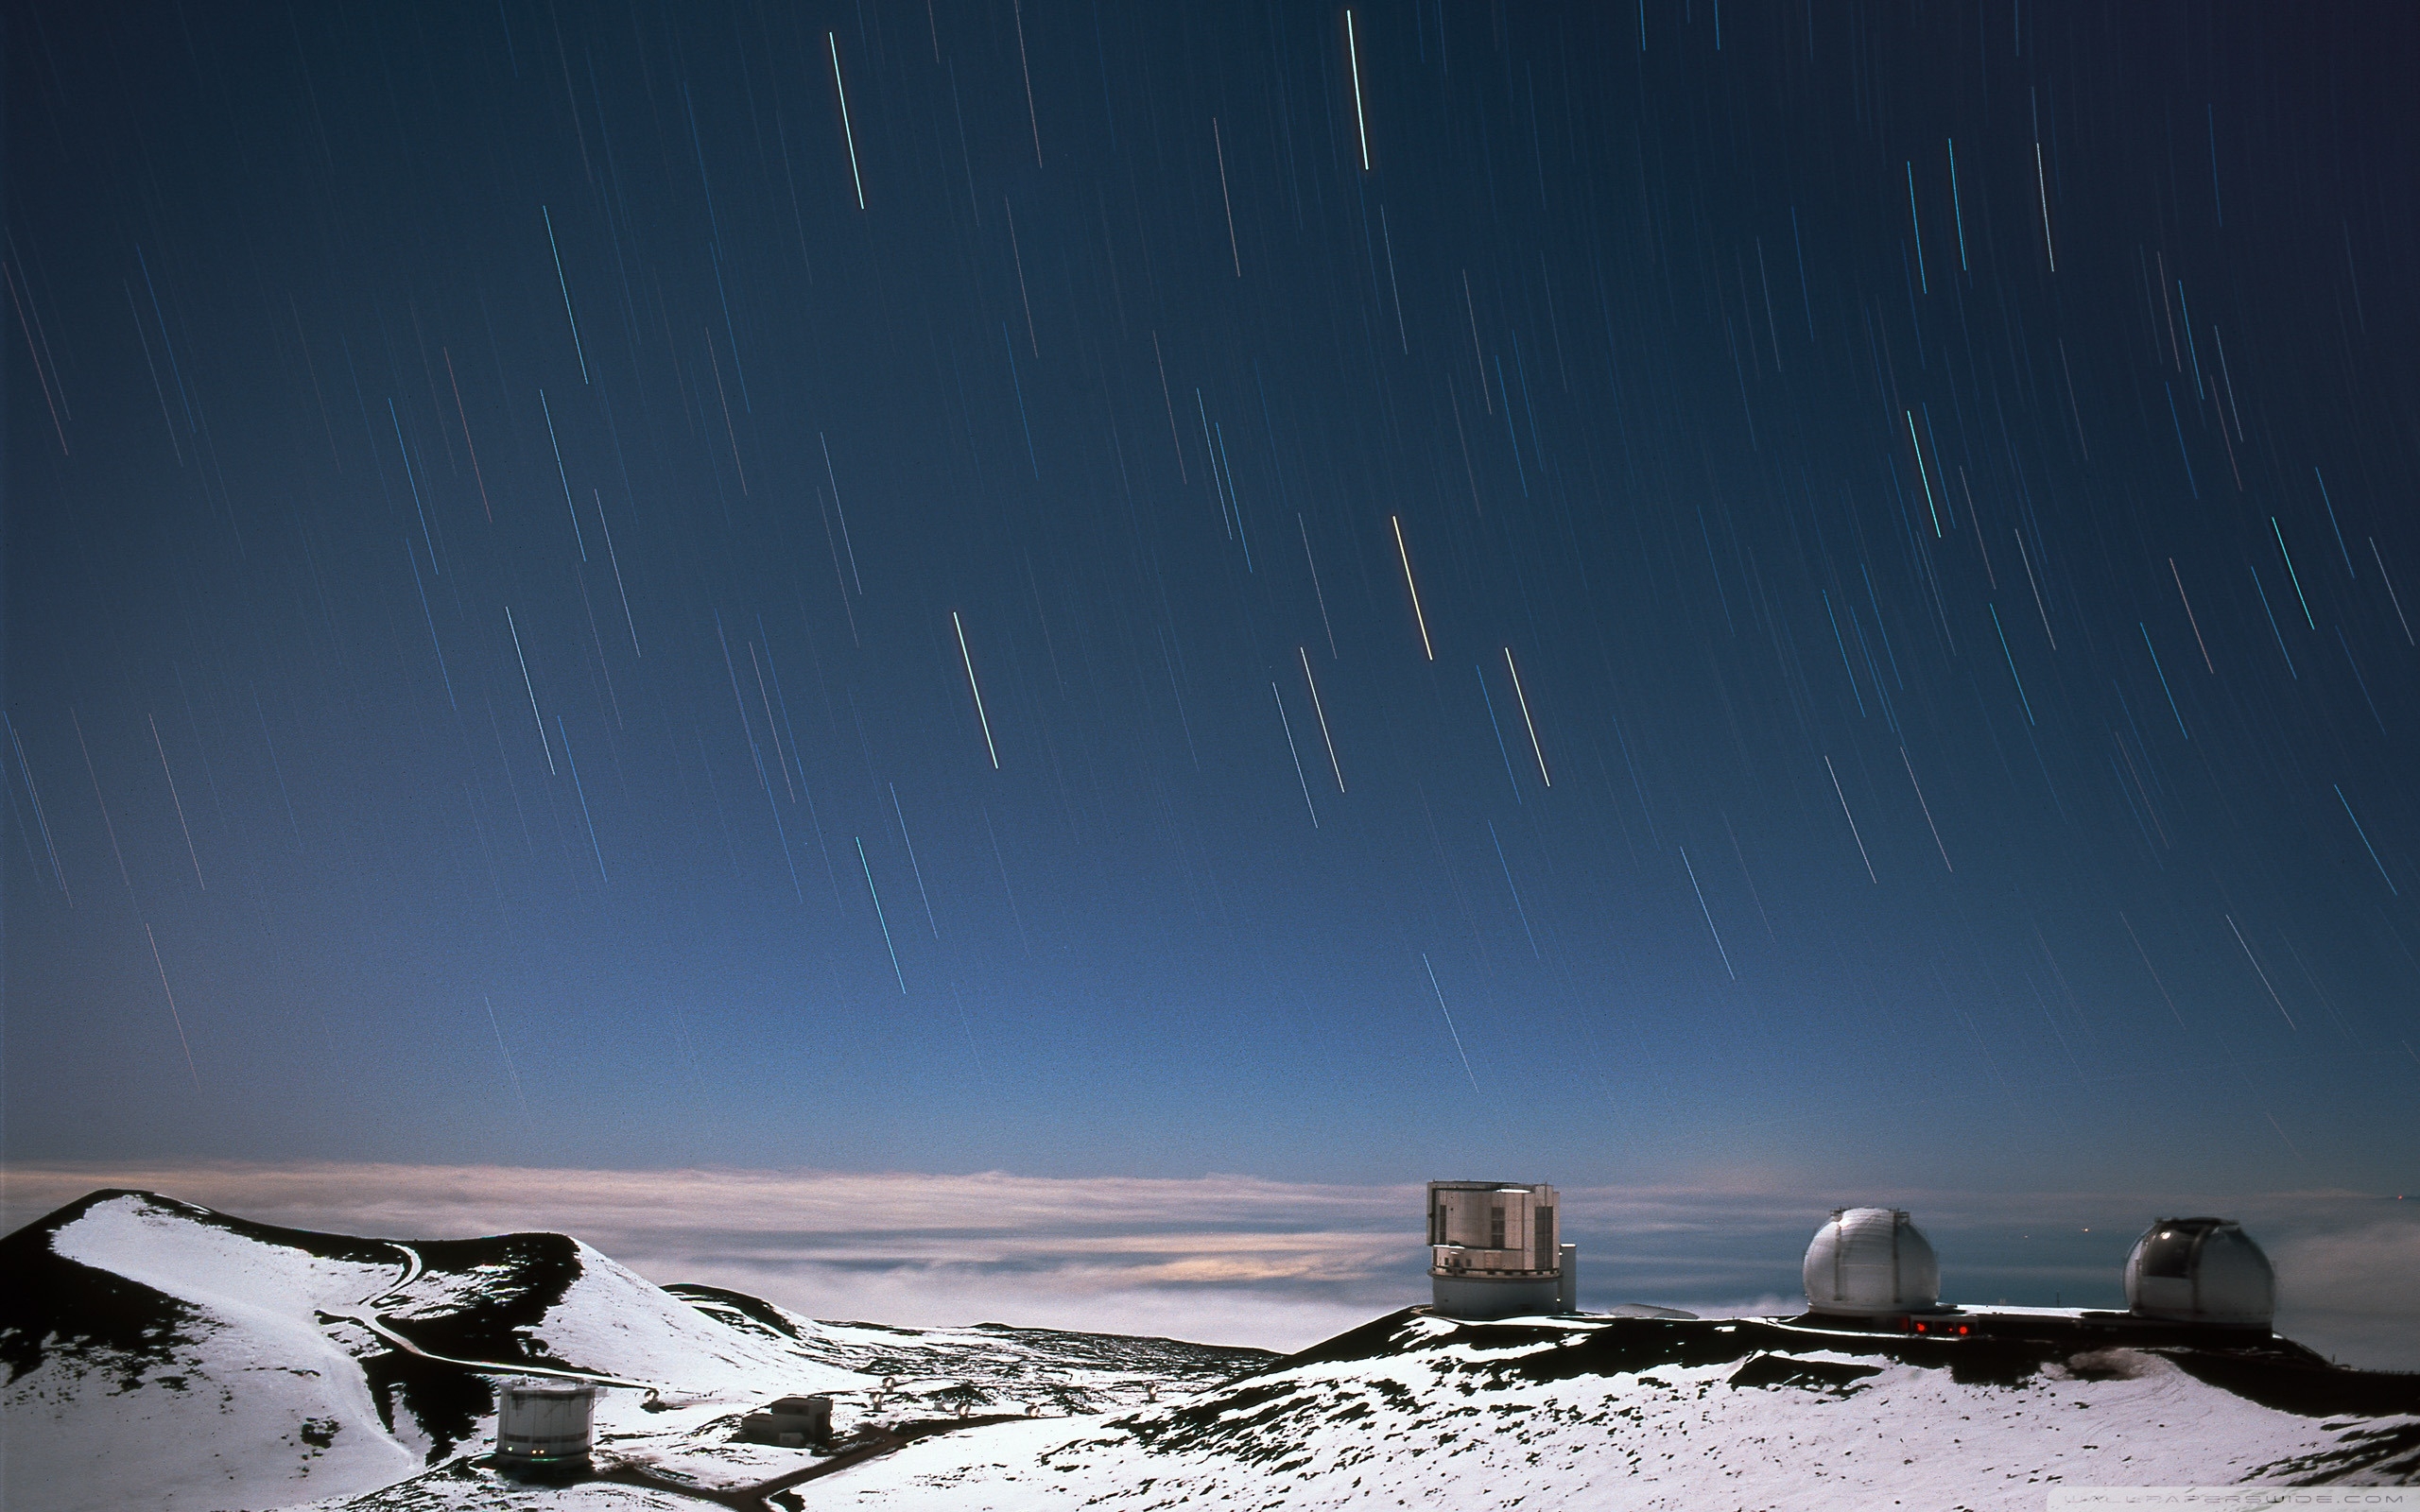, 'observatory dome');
2123,1218,2273,1328
1802,1207,1942,1316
